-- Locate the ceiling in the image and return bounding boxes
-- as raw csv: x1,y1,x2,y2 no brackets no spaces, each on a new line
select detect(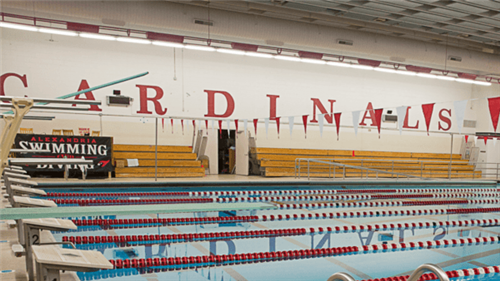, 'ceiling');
173,0,500,54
